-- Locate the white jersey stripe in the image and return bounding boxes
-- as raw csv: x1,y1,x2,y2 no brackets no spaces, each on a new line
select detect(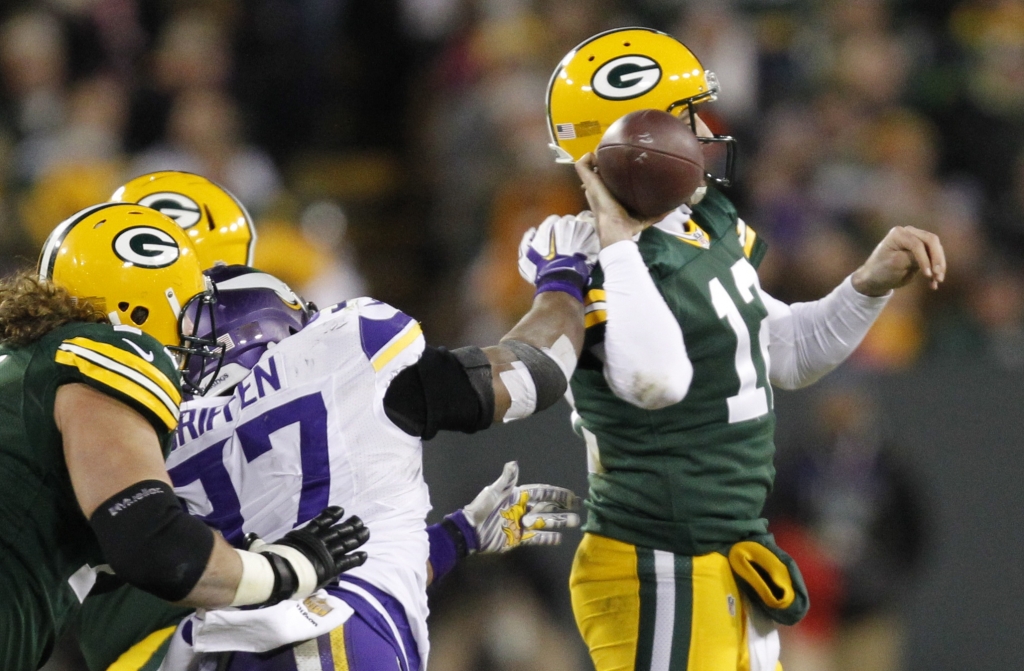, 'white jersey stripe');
57,342,180,420
292,638,323,671
651,549,676,671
